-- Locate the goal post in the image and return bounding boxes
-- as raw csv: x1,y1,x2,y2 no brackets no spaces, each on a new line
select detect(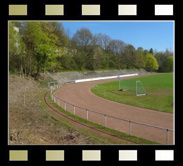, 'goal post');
136,80,147,96
119,79,146,96
119,79,136,92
